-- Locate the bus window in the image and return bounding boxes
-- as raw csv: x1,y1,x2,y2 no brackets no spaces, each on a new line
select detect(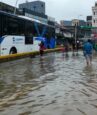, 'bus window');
2,14,8,35
25,21,34,36
7,16,19,35
18,19,25,35
25,35,33,44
